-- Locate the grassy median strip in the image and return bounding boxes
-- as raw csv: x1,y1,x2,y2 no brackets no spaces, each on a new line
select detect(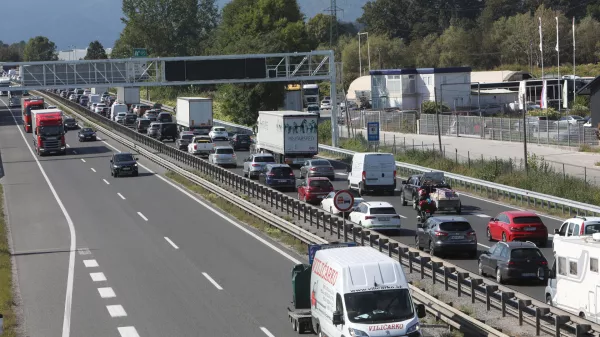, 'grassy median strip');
0,185,16,337
165,171,307,254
